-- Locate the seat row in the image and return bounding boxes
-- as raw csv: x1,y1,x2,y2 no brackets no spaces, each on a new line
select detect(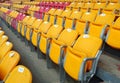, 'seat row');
67,2,120,14
40,0,119,3
0,28,32,83
0,7,120,83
